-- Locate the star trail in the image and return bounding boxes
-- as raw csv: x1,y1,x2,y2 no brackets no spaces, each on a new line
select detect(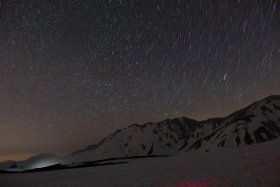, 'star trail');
0,0,279,161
